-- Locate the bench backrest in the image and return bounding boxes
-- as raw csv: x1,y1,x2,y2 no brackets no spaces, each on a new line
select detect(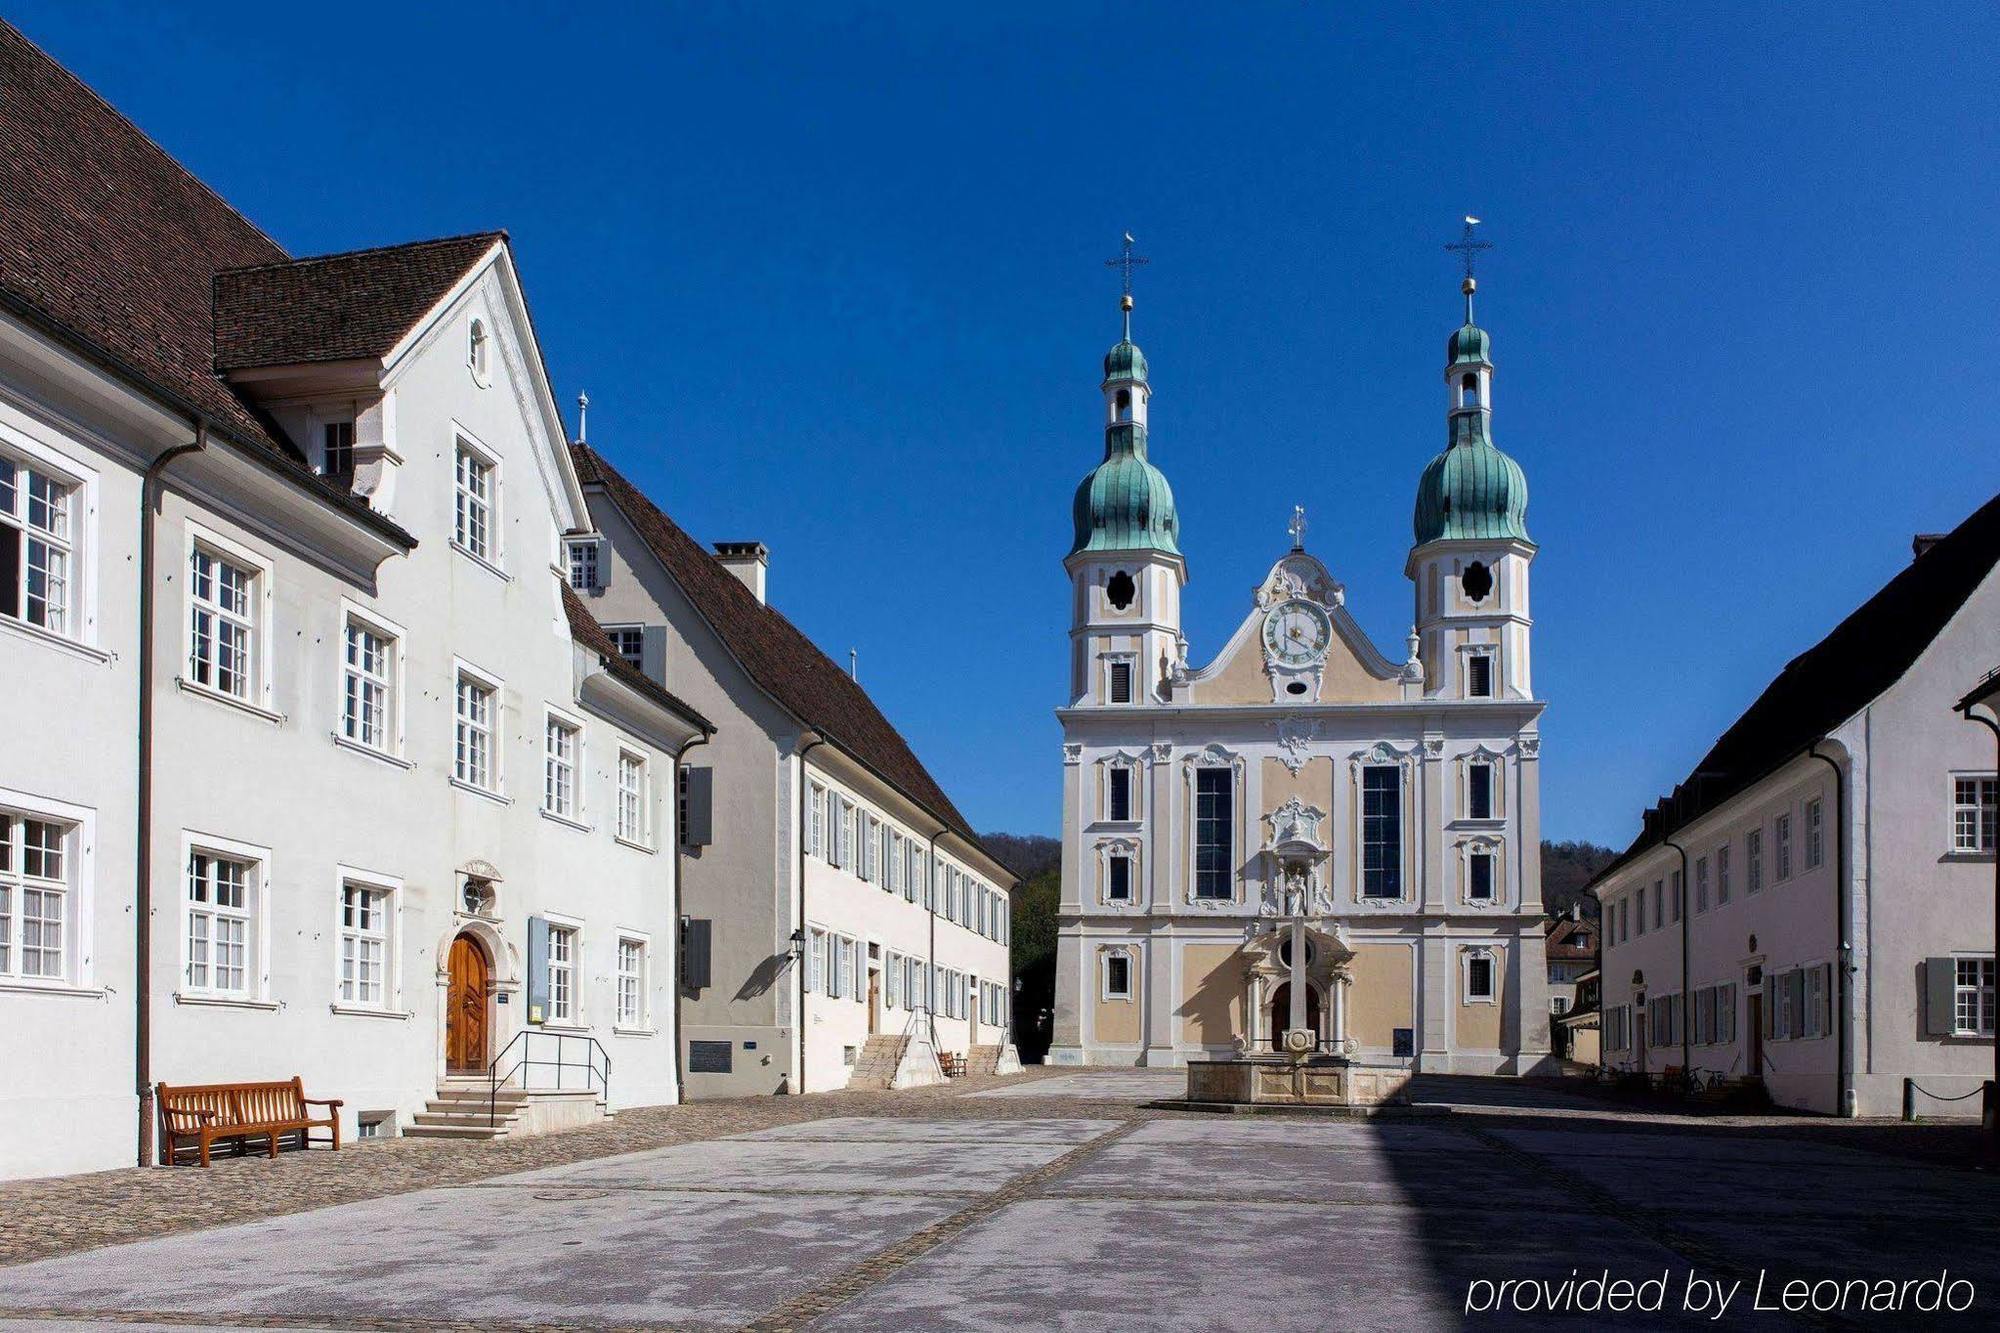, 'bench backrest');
158,1078,306,1131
